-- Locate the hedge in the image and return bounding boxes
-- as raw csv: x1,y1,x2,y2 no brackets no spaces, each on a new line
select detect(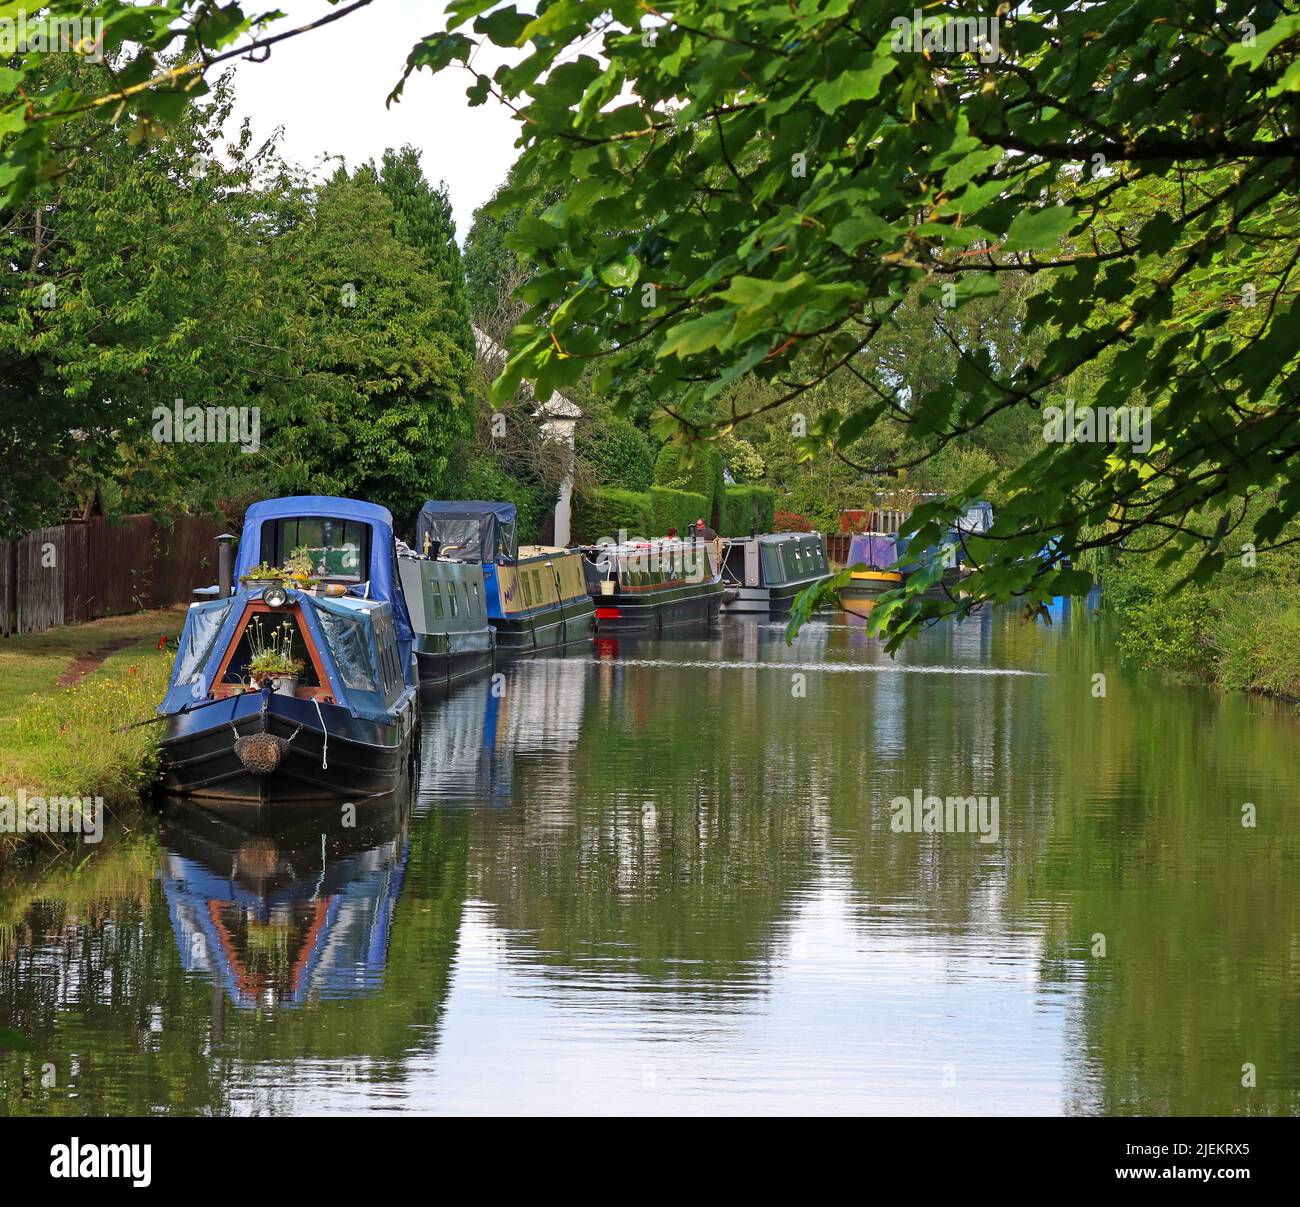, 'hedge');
650,486,710,536
572,487,653,543
720,485,776,536
654,442,724,527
